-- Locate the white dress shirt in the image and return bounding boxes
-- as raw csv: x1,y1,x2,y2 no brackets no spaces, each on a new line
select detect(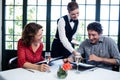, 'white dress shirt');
57,15,79,53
